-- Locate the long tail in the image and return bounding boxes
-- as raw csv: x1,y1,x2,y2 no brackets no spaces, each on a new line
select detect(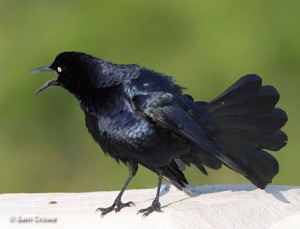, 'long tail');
202,74,287,189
